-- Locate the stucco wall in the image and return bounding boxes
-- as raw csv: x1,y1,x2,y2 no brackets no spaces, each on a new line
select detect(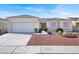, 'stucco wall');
47,20,58,32
59,20,73,31
47,20,73,32
0,17,73,33
73,20,79,31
